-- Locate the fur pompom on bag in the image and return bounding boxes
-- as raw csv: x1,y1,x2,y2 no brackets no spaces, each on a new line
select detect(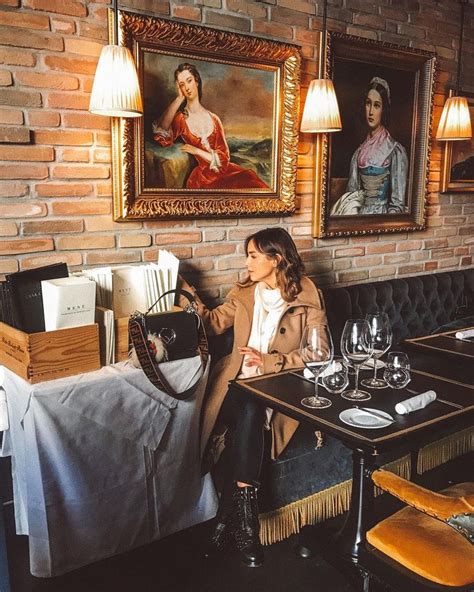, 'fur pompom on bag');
129,332,168,368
